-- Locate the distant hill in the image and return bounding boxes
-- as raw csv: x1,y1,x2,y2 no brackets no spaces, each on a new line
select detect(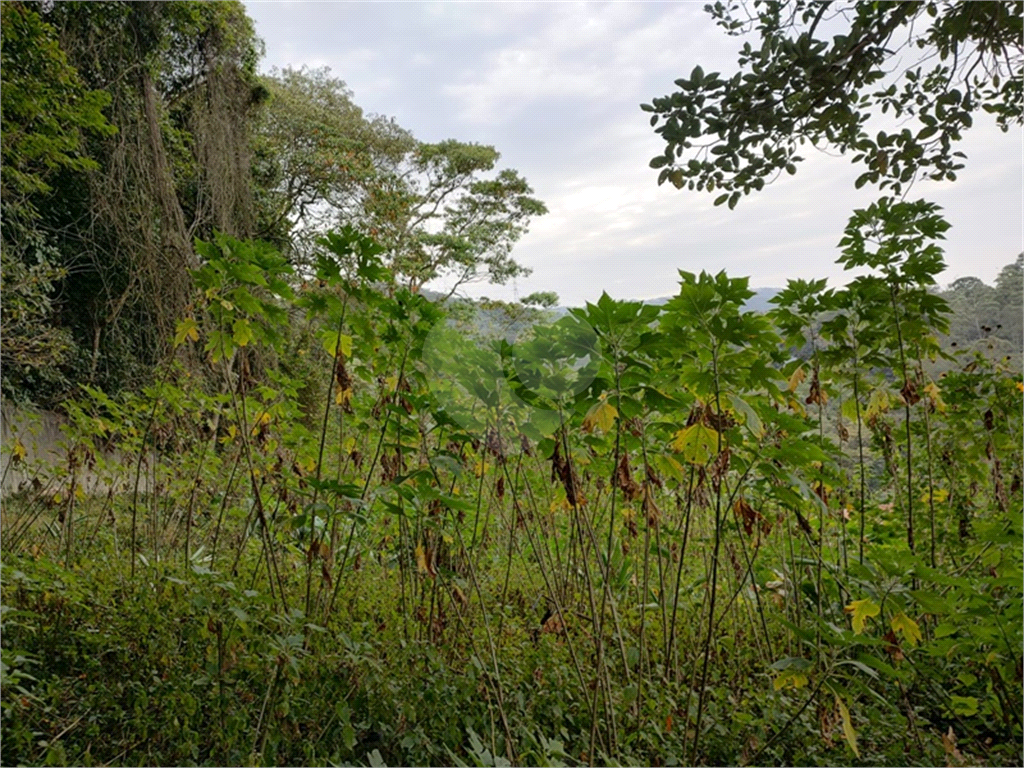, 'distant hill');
621,287,781,314
431,287,784,342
